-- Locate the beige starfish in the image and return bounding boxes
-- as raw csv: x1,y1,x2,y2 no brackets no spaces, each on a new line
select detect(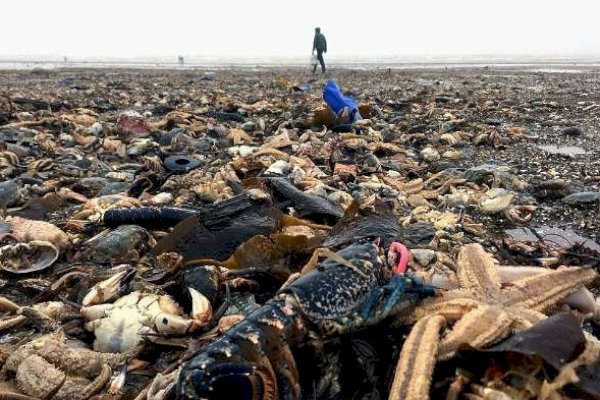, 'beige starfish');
389,243,598,400
226,128,253,145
